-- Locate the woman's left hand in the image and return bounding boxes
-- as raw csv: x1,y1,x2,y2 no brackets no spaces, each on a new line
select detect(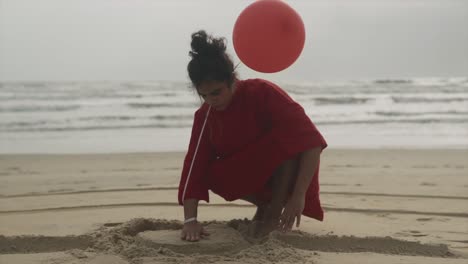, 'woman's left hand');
279,193,305,232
